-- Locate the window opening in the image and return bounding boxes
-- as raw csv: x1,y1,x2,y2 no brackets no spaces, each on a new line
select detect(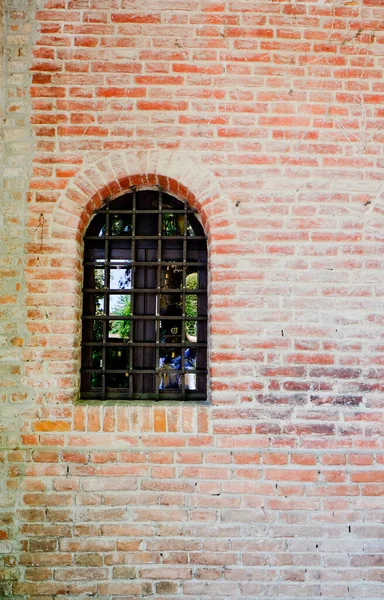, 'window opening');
81,187,208,401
